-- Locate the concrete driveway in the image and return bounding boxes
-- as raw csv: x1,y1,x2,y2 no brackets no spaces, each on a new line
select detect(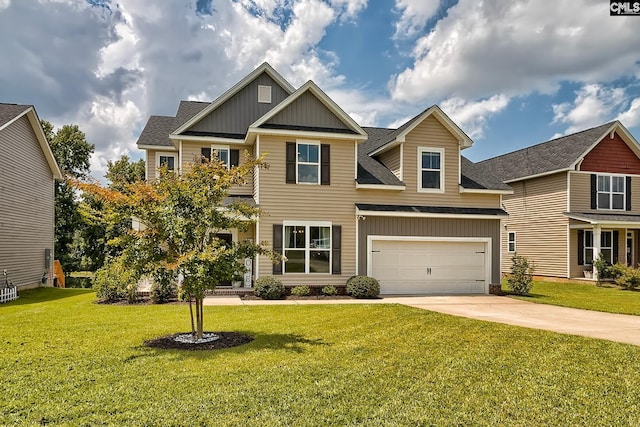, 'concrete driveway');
204,294,640,346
